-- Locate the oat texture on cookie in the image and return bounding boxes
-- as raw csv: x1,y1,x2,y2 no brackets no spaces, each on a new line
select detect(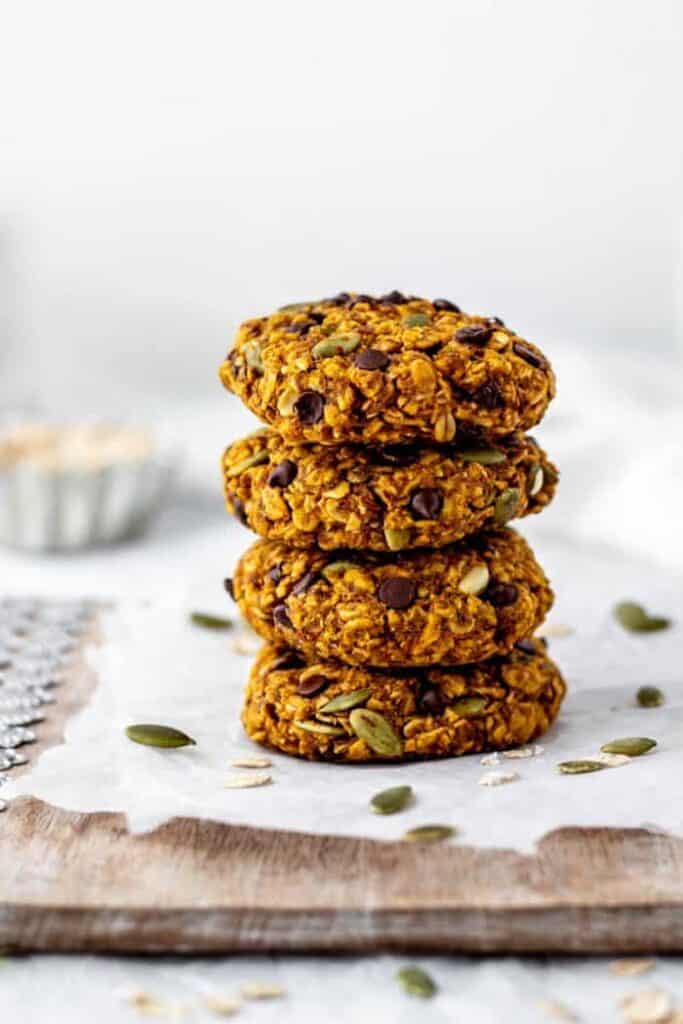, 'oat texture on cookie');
218,291,563,764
